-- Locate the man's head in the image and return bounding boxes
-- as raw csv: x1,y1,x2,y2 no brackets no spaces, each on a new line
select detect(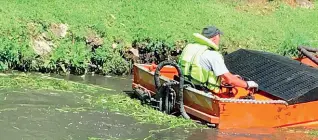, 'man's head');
202,26,223,46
